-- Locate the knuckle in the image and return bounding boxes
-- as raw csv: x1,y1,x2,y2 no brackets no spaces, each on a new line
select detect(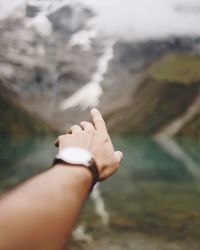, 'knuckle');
99,132,107,139
86,130,93,135
81,121,94,130
104,136,109,142
103,137,110,144
58,135,63,140
75,126,81,132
